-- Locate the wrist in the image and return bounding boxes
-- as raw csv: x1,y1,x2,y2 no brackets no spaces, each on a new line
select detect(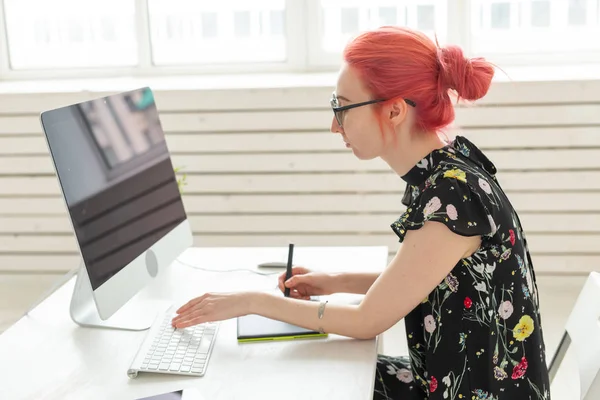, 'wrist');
327,272,346,294
247,291,269,315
